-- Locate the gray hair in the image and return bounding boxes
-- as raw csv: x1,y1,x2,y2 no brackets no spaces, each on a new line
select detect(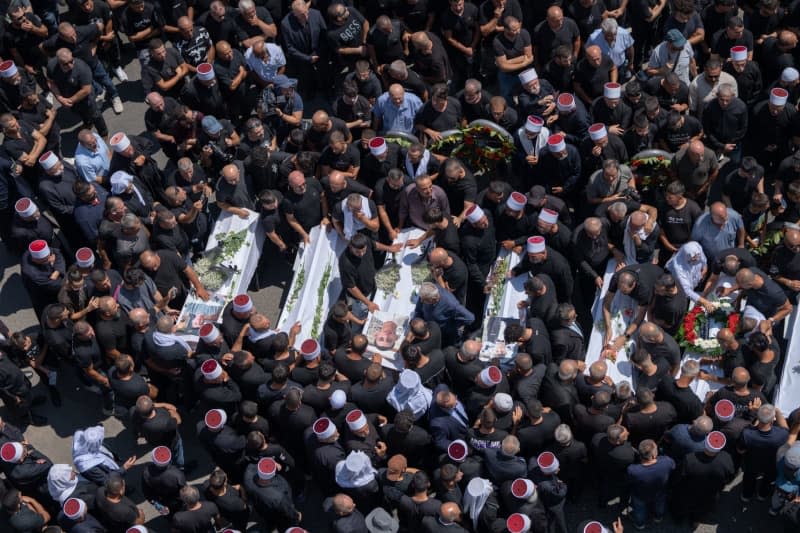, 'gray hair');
388,60,407,78
603,159,620,172
120,213,139,229
601,17,618,34
682,359,700,377
609,201,628,218
177,157,193,171
554,424,573,445
757,404,776,425
718,83,735,97
238,0,254,10
419,282,439,301
691,415,713,436
465,78,482,93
